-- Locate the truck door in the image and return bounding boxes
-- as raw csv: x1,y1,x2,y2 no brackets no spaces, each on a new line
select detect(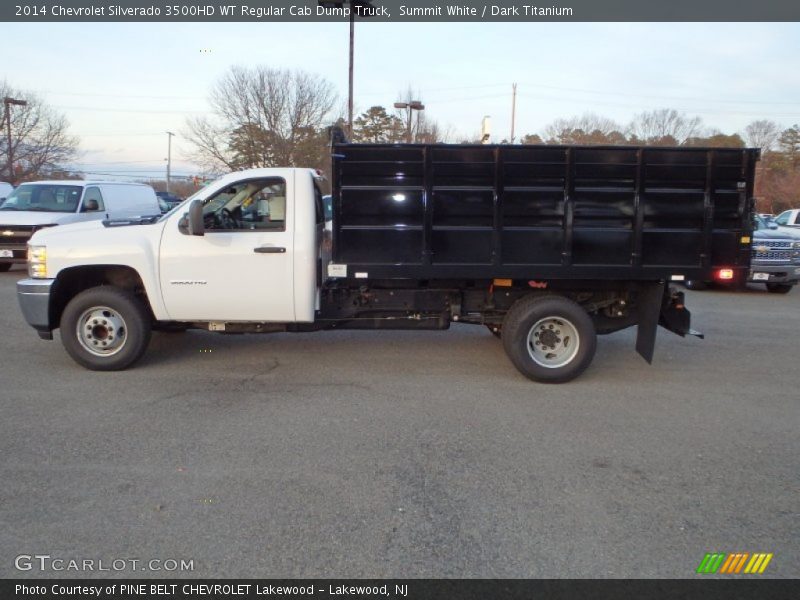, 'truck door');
159,175,296,322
